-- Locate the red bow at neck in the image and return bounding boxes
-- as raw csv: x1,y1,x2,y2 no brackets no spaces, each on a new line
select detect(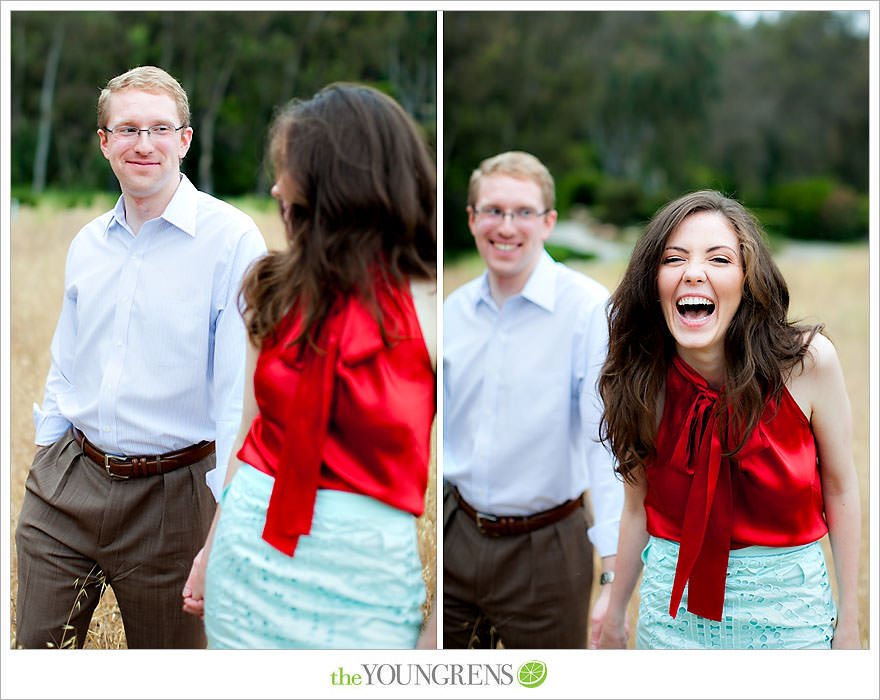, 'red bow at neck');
667,355,733,622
